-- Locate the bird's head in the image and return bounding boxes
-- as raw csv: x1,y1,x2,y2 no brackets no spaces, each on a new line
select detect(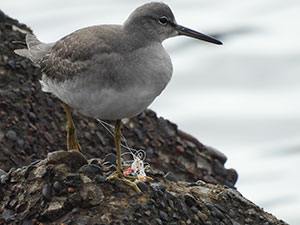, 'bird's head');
123,2,222,45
